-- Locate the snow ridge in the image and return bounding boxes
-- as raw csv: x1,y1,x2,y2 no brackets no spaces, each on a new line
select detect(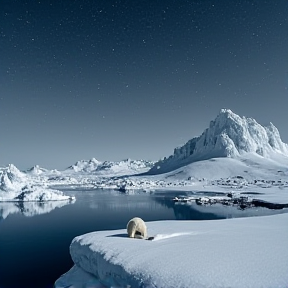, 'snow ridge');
148,109,288,174
67,158,155,174
26,165,48,175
